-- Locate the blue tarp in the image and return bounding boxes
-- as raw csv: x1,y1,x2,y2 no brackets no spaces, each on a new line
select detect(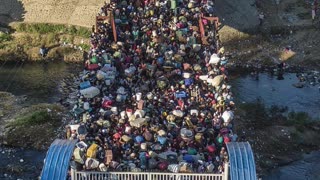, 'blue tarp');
226,142,257,180
41,139,77,180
